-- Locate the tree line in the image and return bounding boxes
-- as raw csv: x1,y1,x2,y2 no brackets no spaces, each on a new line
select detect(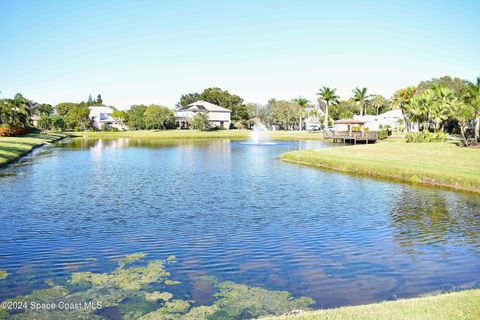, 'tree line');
1,75,479,145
